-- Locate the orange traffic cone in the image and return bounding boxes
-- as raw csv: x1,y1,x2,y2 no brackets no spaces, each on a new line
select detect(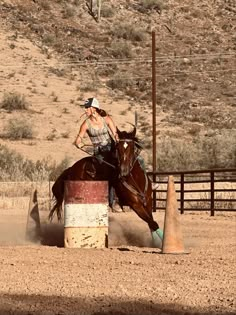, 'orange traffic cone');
162,176,186,254
26,188,41,242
